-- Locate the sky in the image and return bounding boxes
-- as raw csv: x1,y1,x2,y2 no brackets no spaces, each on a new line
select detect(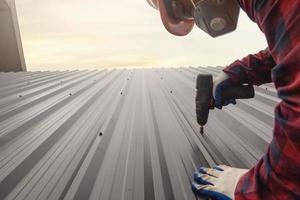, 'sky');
15,0,268,71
